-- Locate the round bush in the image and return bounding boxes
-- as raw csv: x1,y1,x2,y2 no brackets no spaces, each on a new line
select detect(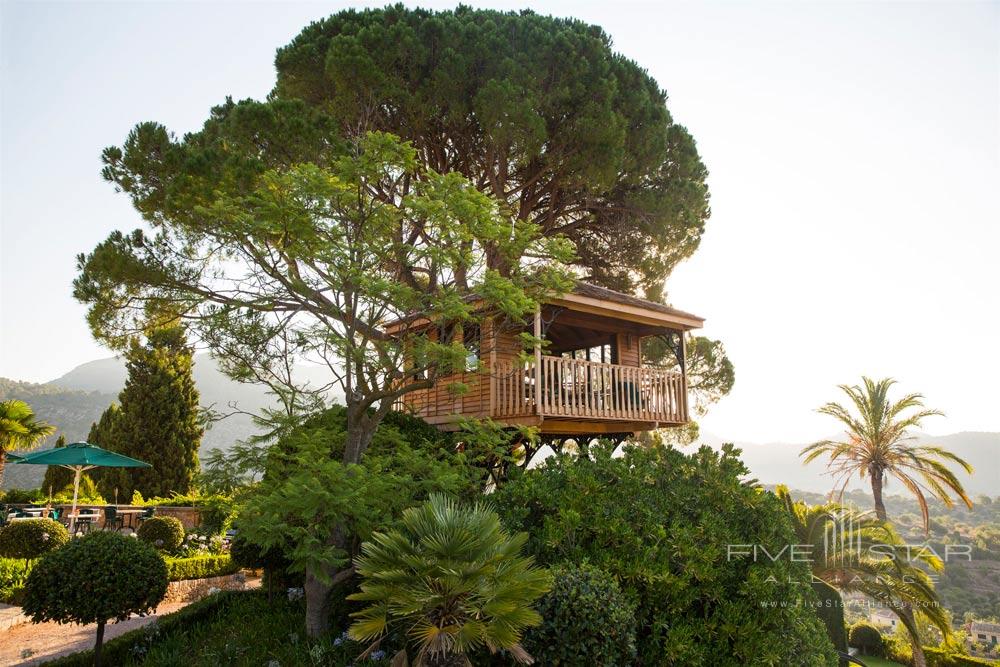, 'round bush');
849,621,885,656
136,516,185,552
22,531,168,659
524,563,637,666
0,518,69,560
